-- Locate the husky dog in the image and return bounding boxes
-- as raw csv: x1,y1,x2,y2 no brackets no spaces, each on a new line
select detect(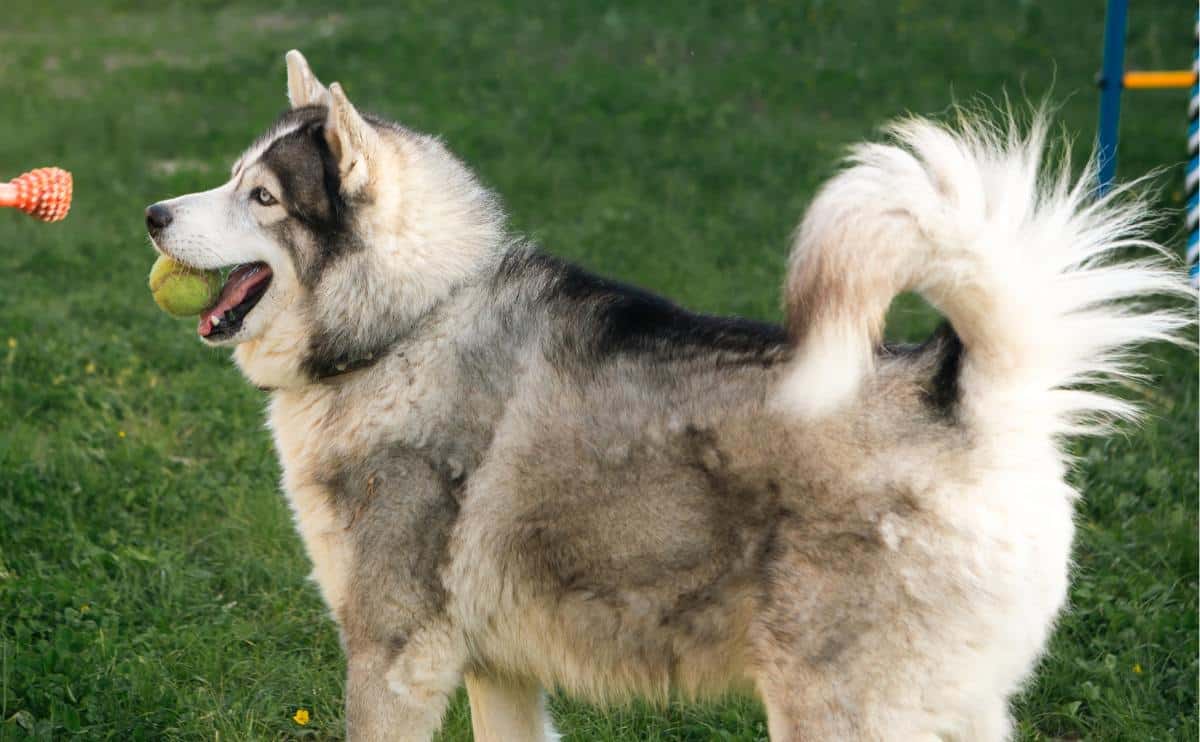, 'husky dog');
145,50,1190,741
